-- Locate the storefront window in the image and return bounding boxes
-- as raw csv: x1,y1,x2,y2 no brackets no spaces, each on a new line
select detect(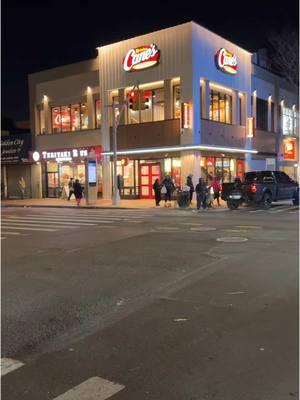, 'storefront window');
52,107,62,133
39,109,45,134
201,157,245,182
126,86,164,124
51,103,89,133
95,99,101,128
81,103,88,129
209,91,232,124
71,104,80,131
174,86,181,119
282,107,298,136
